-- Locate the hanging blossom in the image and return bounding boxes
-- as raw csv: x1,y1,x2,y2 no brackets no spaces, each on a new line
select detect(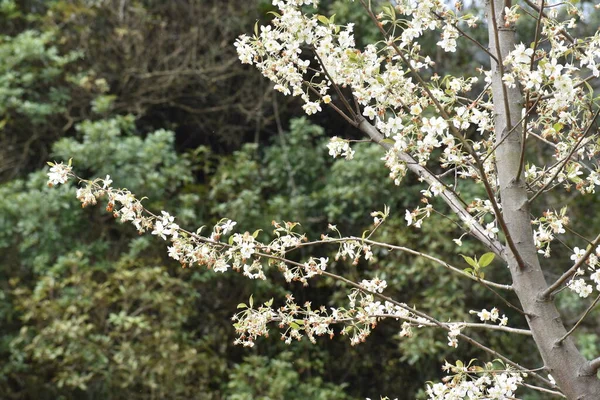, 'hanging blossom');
327,136,355,160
